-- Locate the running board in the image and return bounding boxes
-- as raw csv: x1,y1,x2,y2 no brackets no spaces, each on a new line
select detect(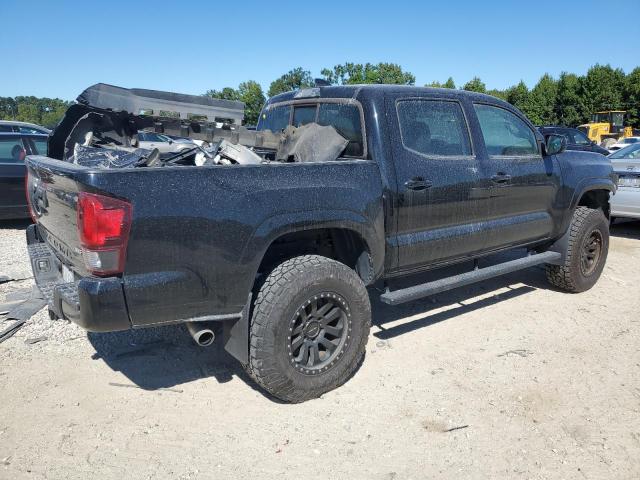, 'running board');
380,251,561,306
